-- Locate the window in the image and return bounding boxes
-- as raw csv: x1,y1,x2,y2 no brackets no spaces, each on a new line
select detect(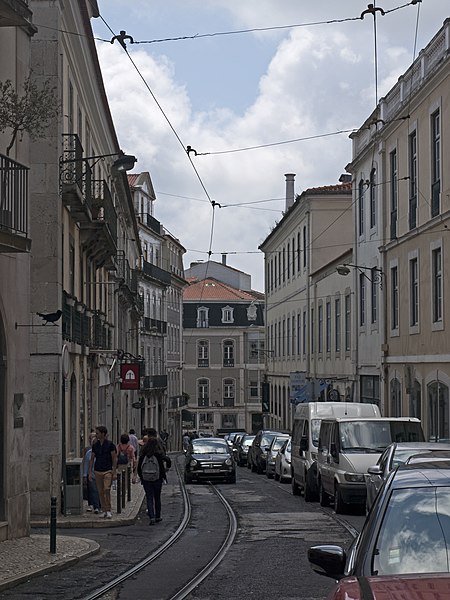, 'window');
318,305,323,353
282,319,286,356
326,302,331,353
335,298,341,353
303,225,307,268
270,260,274,292
302,310,307,356
221,306,234,324
345,295,351,352
274,257,278,289
428,382,449,442
371,268,378,324
250,380,259,398
310,308,314,353
287,242,290,279
197,341,209,367
432,247,442,323
410,258,419,326
223,378,235,407
292,314,296,355
410,380,421,420
390,378,401,417
282,247,286,282
390,152,397,239
223,339,235,367
391,266,399,330
360,376,380,405
286,317,290,356
278,251,281,286
358,179,365,236
359,272,366,326
197,379,209,407
370,167,377,229
197,307,209,328
297,232,301,272
297,311,301,356
409,130,417,229
431,109,441,217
